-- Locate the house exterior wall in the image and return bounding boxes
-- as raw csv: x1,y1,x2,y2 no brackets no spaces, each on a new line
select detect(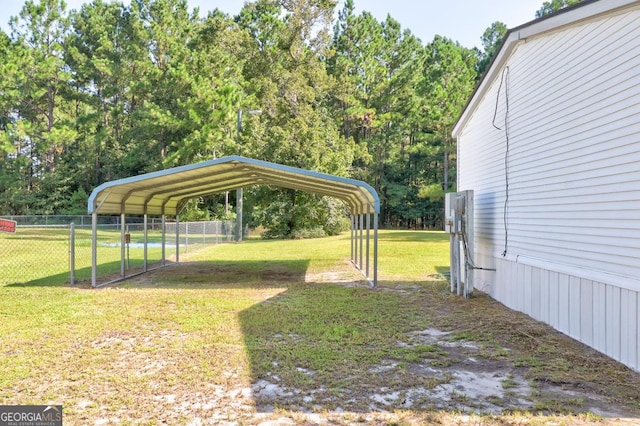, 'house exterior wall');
456,5,640,371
